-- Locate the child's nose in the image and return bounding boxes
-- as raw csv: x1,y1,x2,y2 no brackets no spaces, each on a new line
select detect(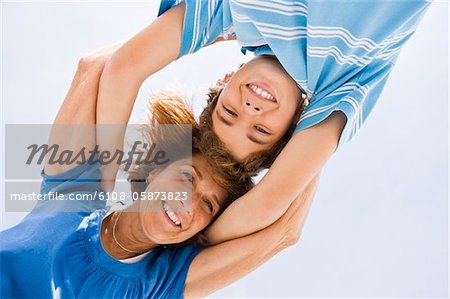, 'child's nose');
244,100,262,114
